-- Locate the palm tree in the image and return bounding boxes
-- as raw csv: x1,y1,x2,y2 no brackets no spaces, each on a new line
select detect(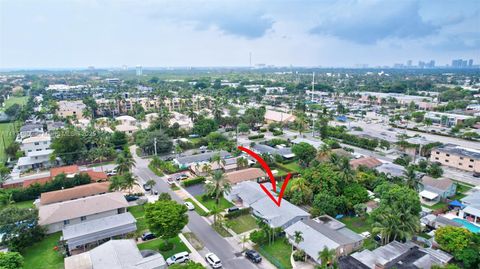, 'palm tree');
145,179,157,194
318,247,336,267
289,178,312,204
328,153,341,167
211,205,223,226
293,231,303,251
201,163,212,175
175,144,183,157
338,157,354,182
316,144,331,162
204,170,231,205
210,153,226,168
116,153,136,175
404,166,420,191
121,172,139,194
186,106,197,122
236,156,249,169
240,235,249,251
